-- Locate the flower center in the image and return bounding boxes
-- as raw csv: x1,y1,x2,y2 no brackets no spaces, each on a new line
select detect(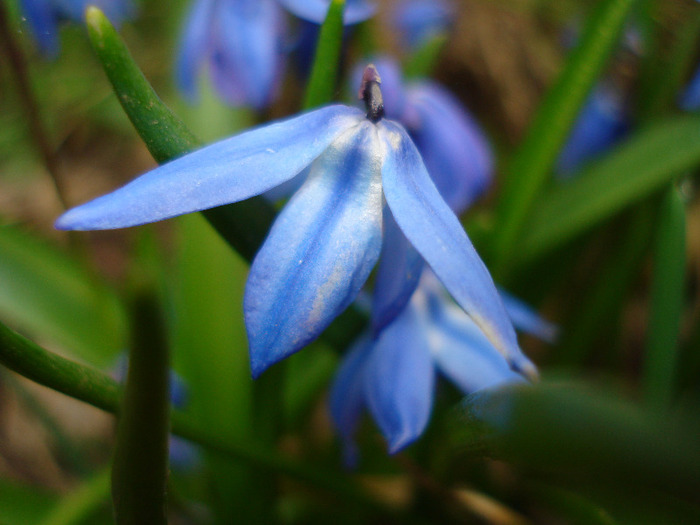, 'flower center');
360,64,385,123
